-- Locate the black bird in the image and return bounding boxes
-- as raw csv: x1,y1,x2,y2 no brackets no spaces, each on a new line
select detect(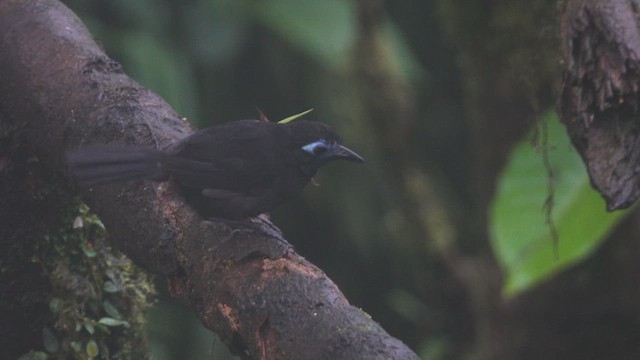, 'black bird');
67,119,364,218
